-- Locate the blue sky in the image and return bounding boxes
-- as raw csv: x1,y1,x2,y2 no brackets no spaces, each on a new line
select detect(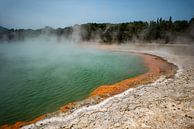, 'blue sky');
0,0,194,29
